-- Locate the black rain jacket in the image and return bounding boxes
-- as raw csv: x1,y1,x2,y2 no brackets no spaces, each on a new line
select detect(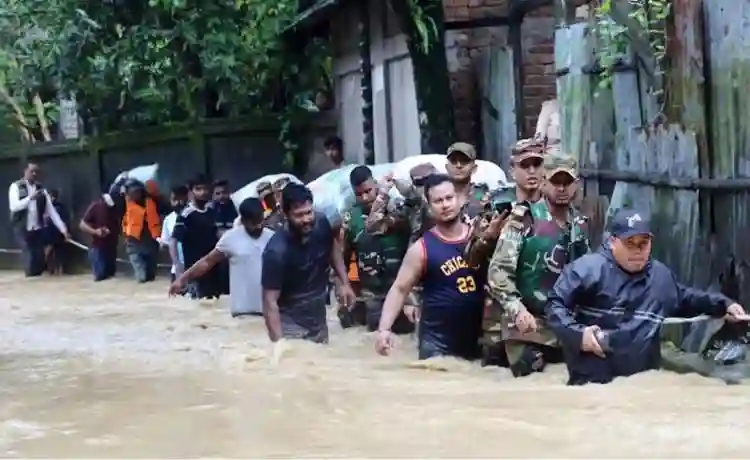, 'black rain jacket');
545,243,732,385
